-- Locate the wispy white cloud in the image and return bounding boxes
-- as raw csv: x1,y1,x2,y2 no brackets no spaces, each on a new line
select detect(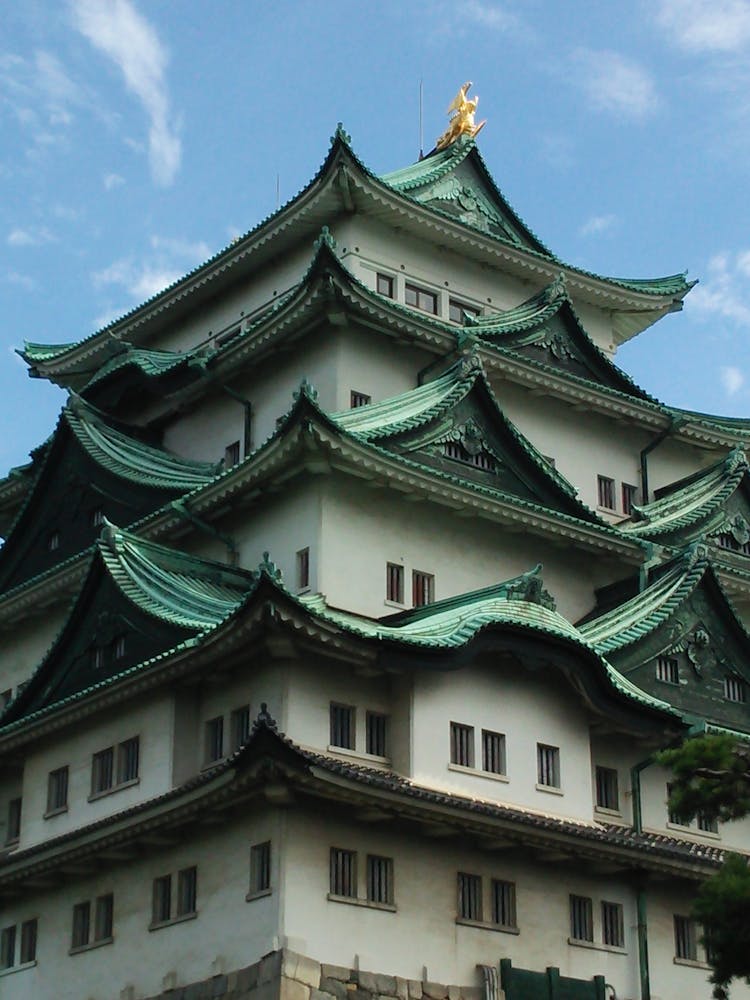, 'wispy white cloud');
721,365,744,395
571,49,660,120
689,251,750,326
103,172,125,190
463,1,523,32
0,49,86,155
655,0,750,53
70,0,181,186
92,233,211,305
5,271,36,292
7,226,56,247
579,214,618,237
